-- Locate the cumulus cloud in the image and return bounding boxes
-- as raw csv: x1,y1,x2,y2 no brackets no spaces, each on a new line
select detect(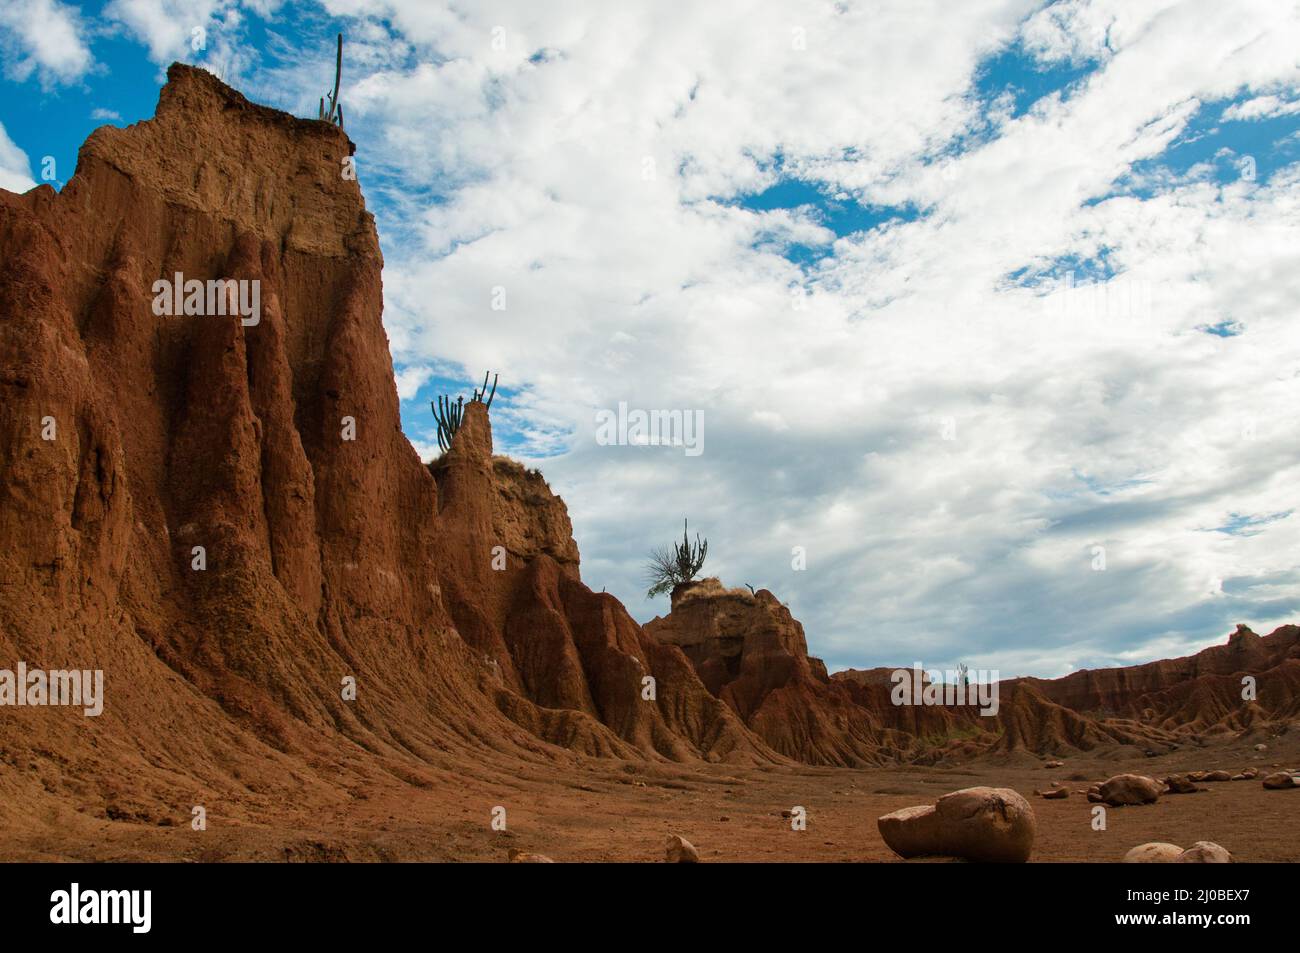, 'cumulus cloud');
0,121,36,193
105,0,281,85
0,0,93,86
1221,94,1300,122
249,0,1300,677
